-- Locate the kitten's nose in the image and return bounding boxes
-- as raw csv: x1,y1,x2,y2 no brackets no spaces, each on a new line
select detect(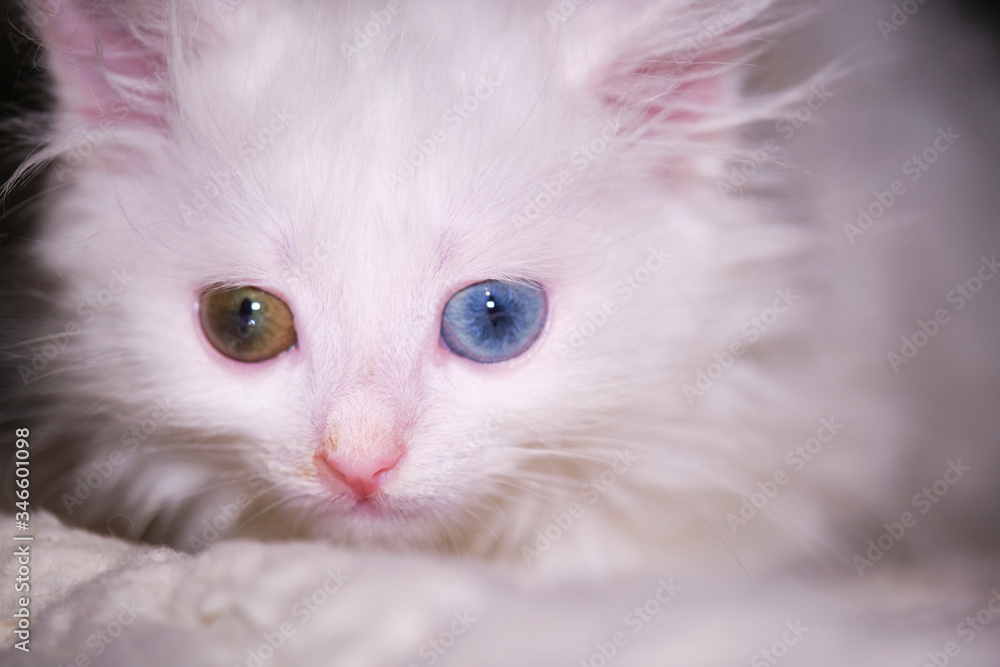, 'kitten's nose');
317,449,402,498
